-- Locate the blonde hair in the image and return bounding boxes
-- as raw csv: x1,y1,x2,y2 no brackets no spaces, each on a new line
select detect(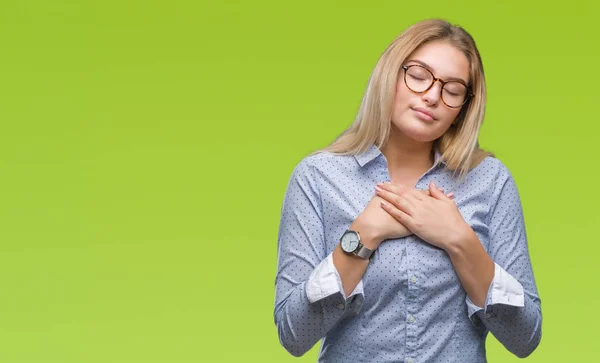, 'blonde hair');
311,19,493,182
